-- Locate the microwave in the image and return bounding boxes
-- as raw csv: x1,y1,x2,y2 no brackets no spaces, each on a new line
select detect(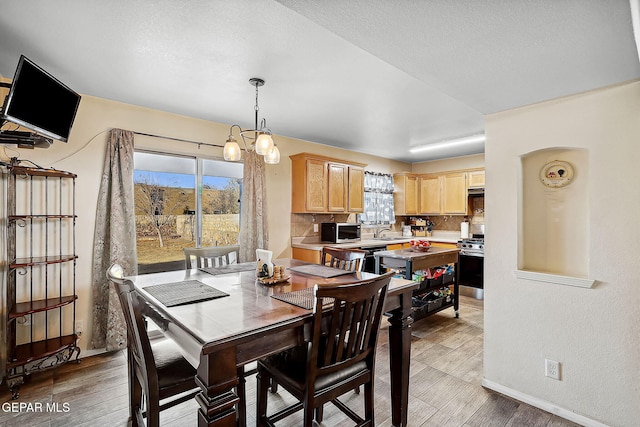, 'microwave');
321,223,361,243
